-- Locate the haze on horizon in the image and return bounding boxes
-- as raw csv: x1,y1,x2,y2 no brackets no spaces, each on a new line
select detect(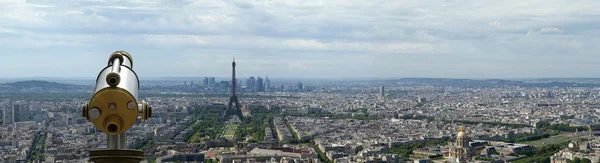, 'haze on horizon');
1,0,599,79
